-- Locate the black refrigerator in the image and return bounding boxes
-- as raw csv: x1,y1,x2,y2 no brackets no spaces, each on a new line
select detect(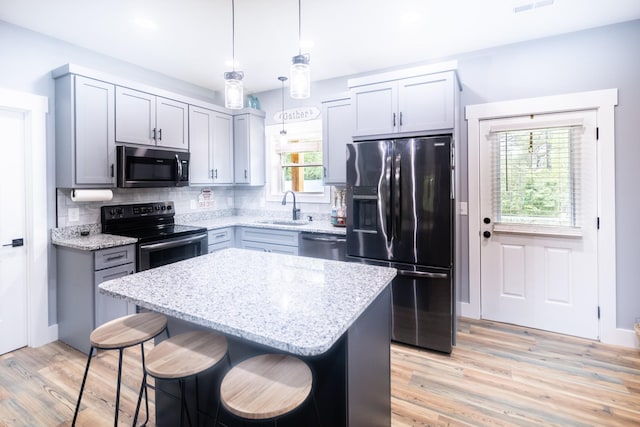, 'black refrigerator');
346,136,454,353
